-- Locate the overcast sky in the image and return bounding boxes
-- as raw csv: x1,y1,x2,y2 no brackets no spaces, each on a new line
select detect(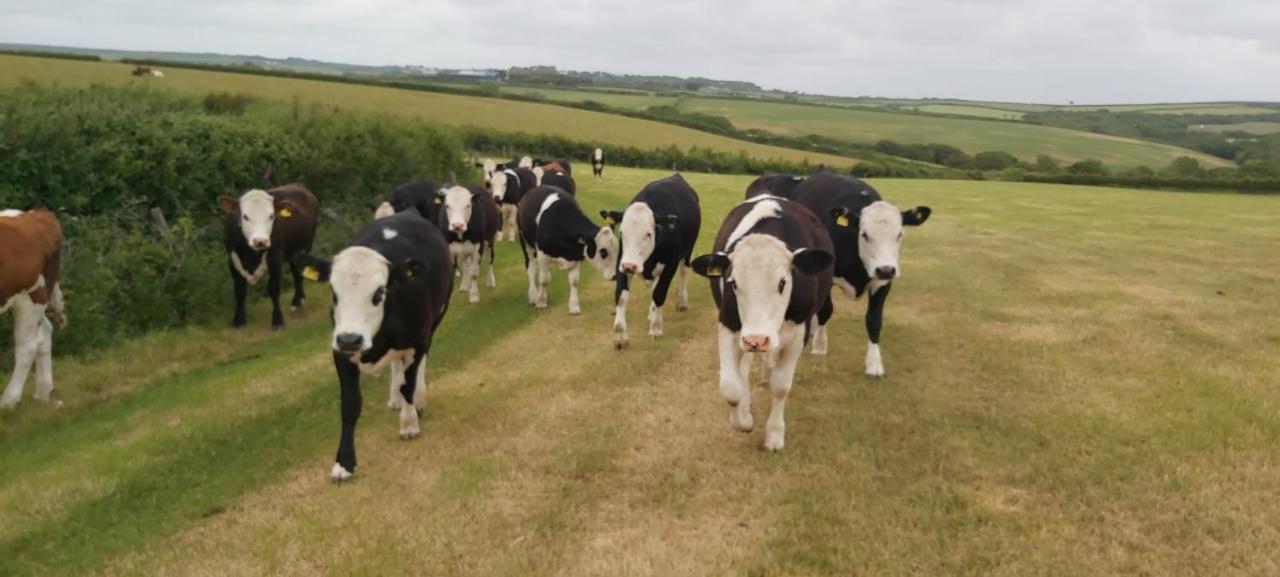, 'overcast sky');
2,0,1278,103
